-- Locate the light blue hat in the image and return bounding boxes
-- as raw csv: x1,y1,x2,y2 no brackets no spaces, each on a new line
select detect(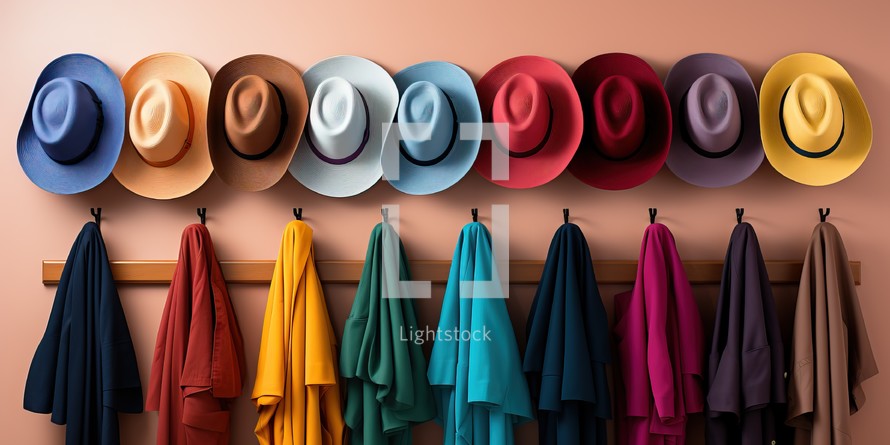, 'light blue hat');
18,54,125,194
383,61,482,195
